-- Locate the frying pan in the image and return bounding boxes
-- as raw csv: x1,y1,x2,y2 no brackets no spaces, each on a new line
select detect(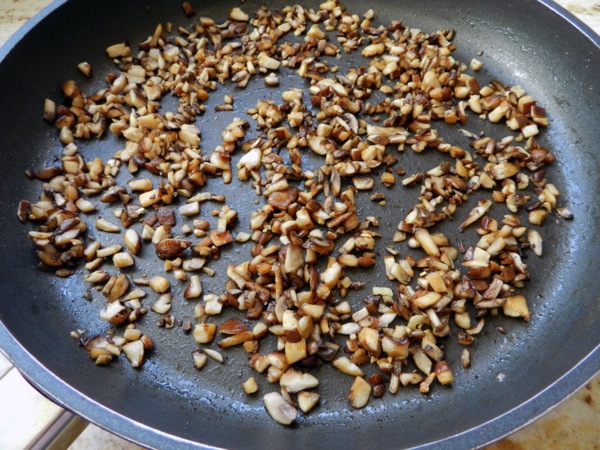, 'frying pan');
1,0,599,448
